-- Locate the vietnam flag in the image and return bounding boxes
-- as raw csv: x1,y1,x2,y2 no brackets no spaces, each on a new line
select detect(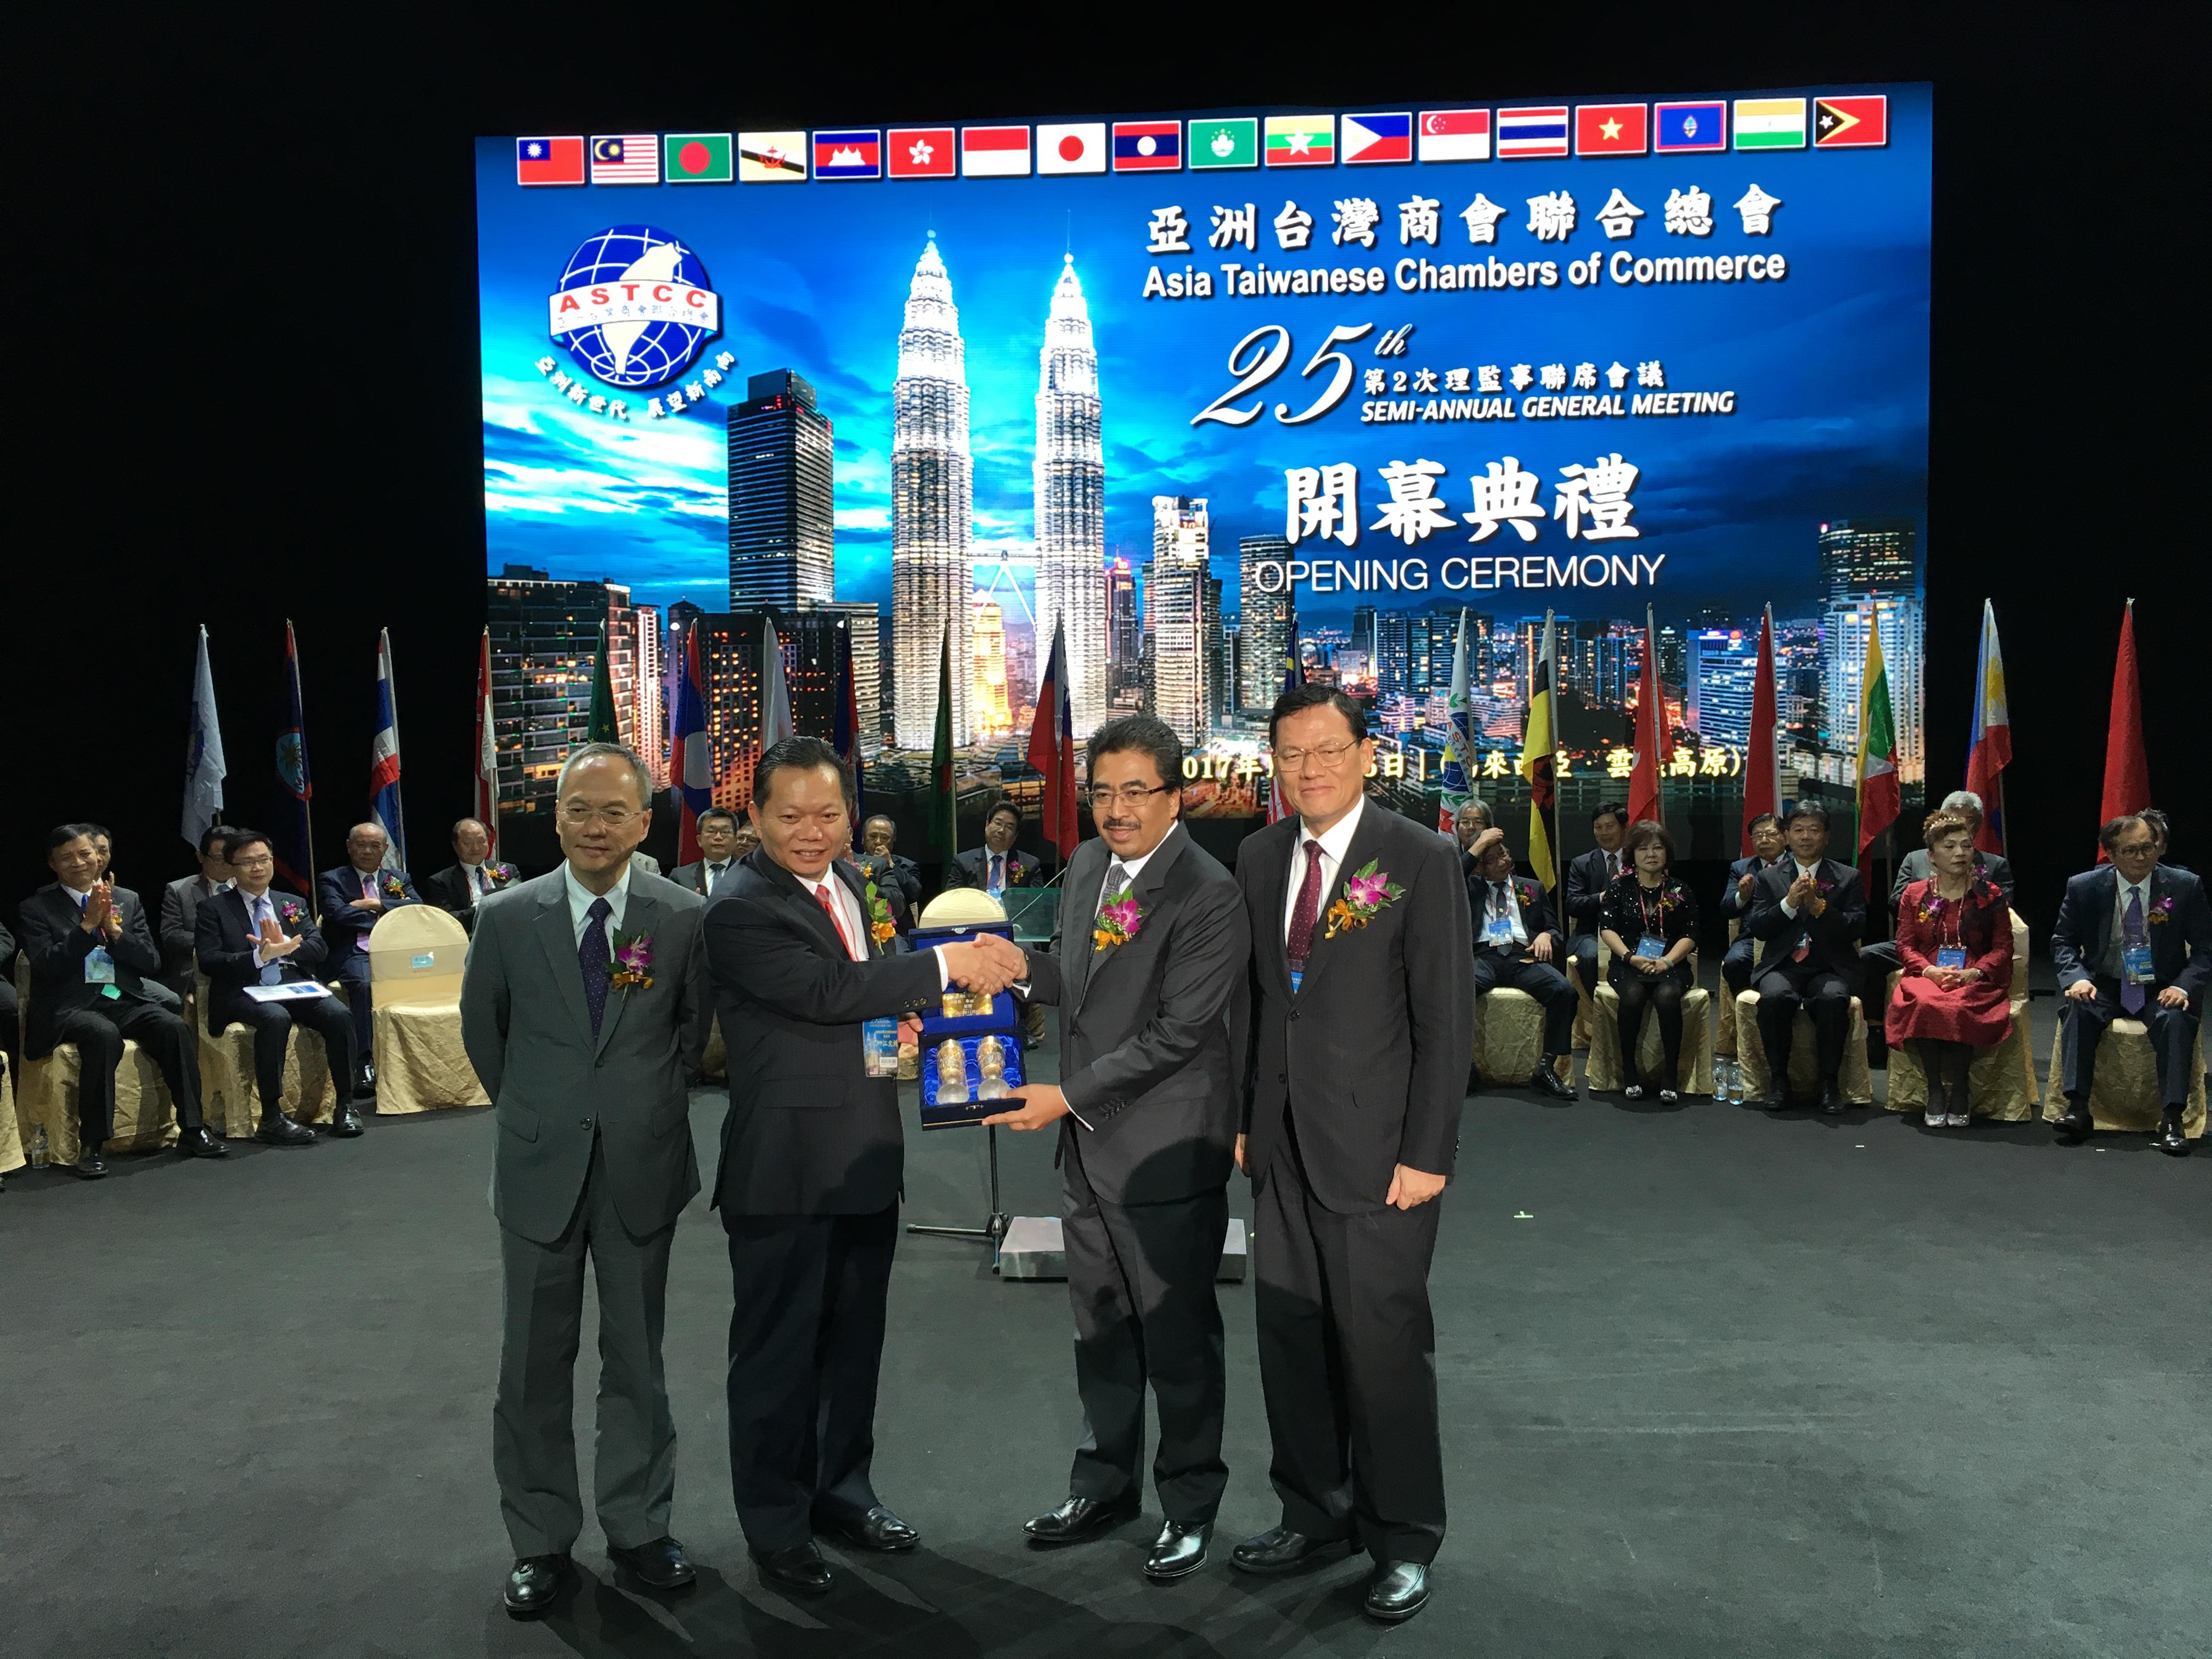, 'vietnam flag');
1855,621,1900,864
1575,104,1648,156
